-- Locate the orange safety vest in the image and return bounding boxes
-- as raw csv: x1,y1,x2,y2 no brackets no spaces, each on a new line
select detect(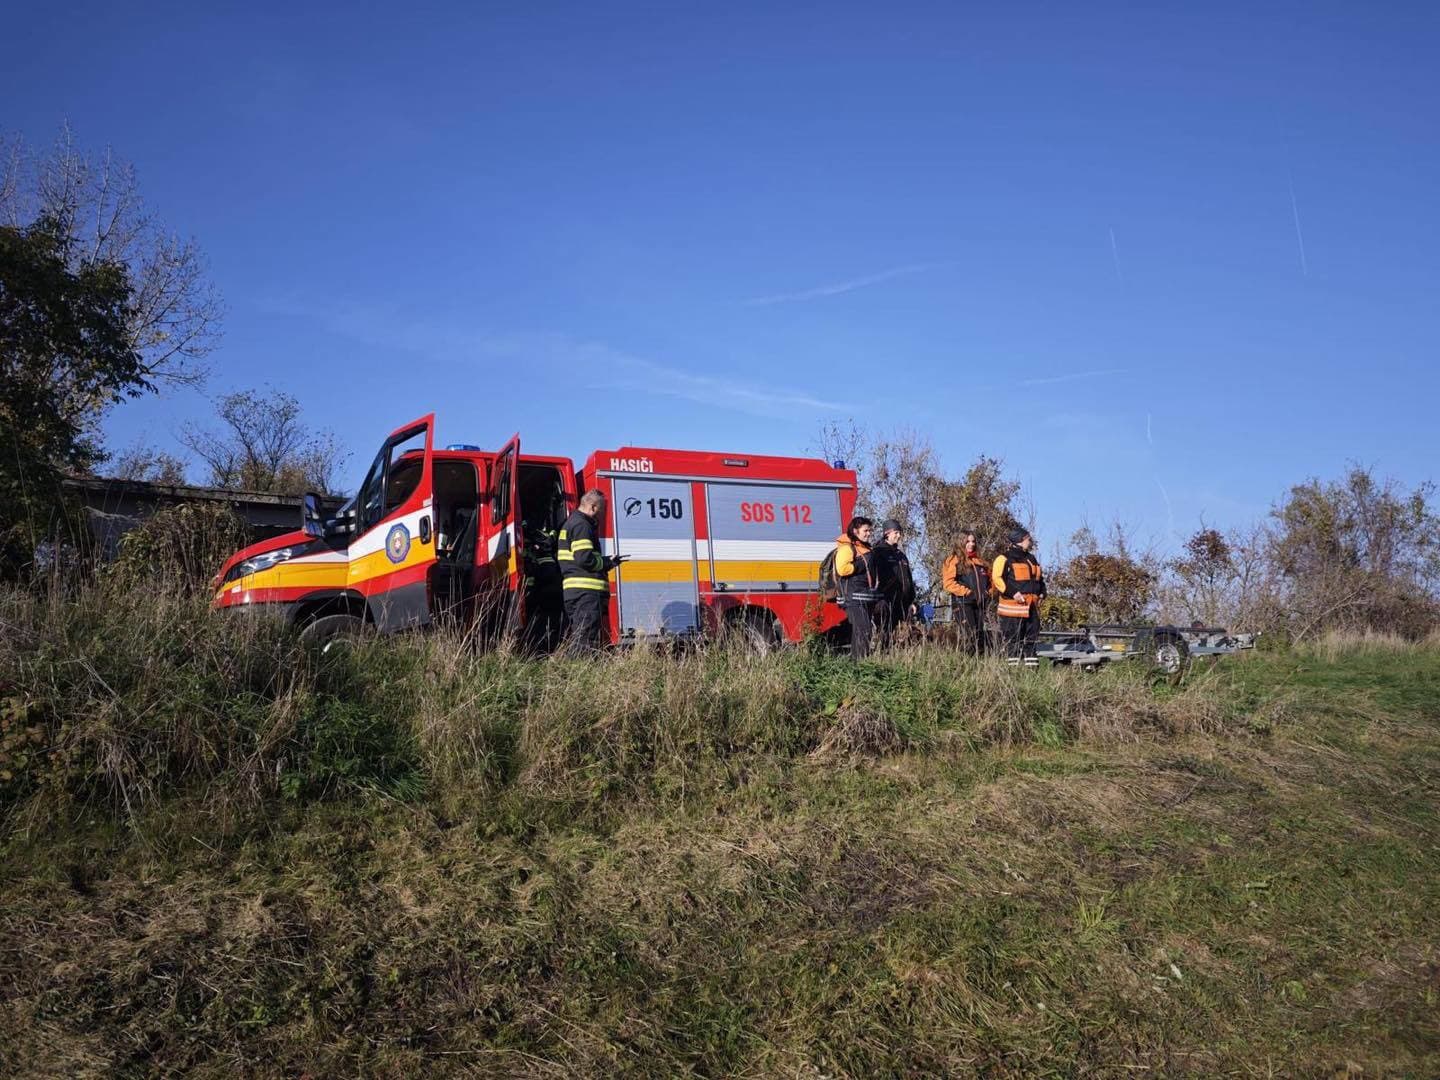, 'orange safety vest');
993,550,1044,619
